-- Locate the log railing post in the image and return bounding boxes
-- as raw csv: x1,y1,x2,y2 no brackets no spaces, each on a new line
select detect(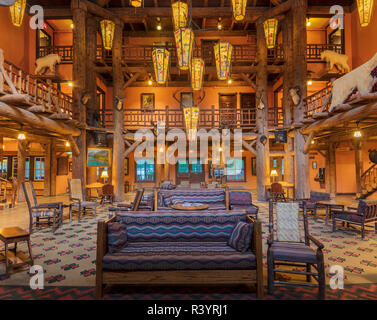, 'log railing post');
17,140,27,202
